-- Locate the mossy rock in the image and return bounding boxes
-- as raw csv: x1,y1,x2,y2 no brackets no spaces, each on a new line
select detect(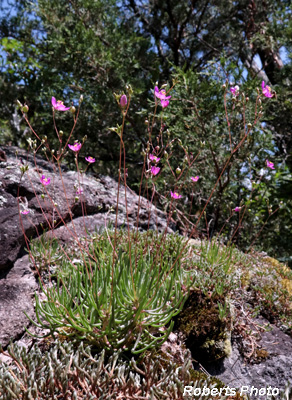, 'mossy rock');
175,289,232,363
264,256,292,300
